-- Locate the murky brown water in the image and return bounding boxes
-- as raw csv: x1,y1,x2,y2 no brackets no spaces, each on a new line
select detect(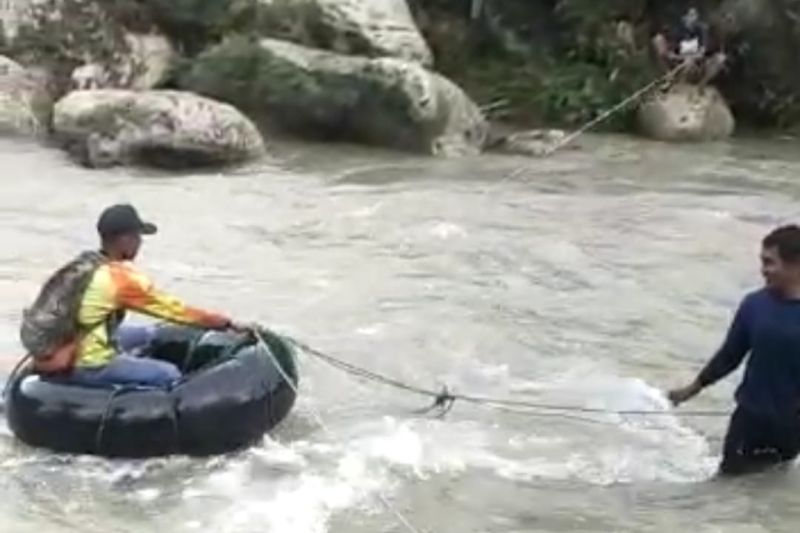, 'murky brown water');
2,133,800,533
